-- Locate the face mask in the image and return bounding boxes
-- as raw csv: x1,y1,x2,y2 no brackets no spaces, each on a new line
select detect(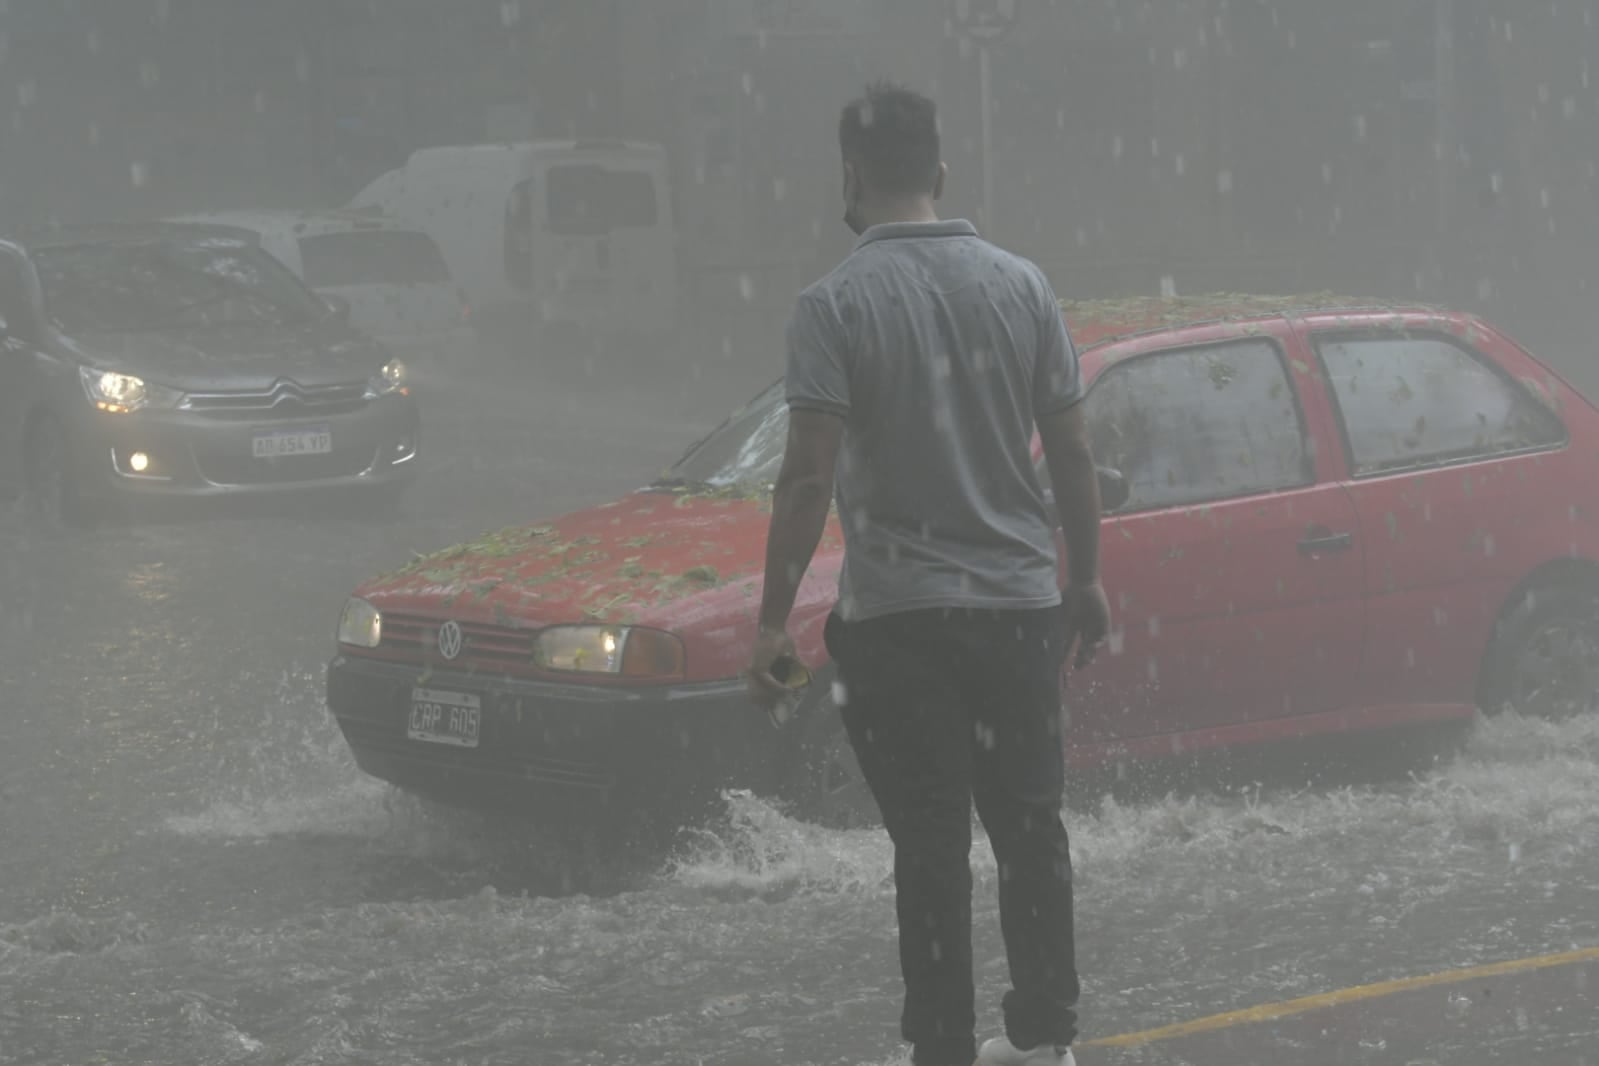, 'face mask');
843,167,866,235
843,203,866,236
